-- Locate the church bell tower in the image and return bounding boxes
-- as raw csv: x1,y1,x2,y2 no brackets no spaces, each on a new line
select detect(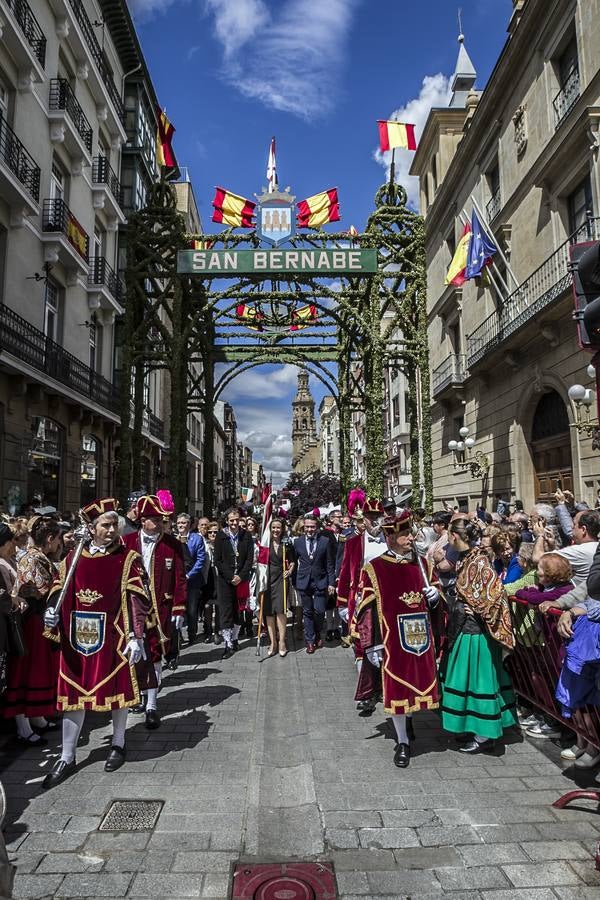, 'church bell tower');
291,370,317,469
